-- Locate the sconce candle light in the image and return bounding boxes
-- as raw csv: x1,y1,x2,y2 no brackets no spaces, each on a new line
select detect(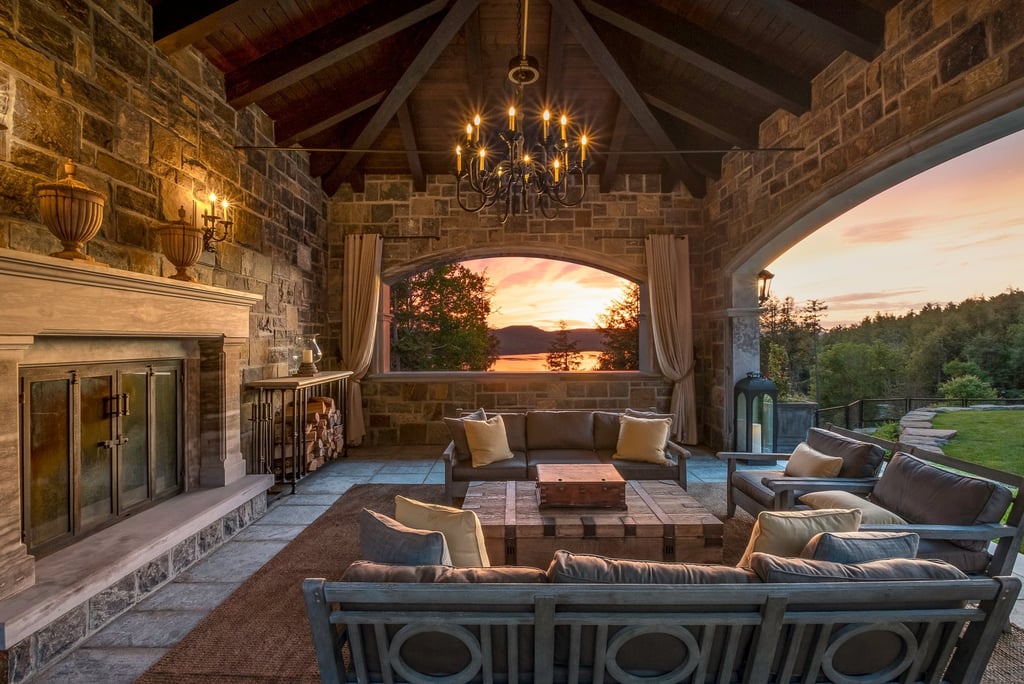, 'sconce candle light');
201,192,233,252
757,269,775,304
